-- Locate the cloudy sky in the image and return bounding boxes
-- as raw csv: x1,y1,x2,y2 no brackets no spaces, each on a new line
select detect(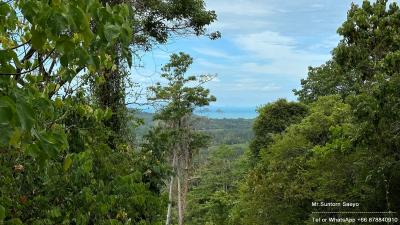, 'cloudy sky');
132,0,364,118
